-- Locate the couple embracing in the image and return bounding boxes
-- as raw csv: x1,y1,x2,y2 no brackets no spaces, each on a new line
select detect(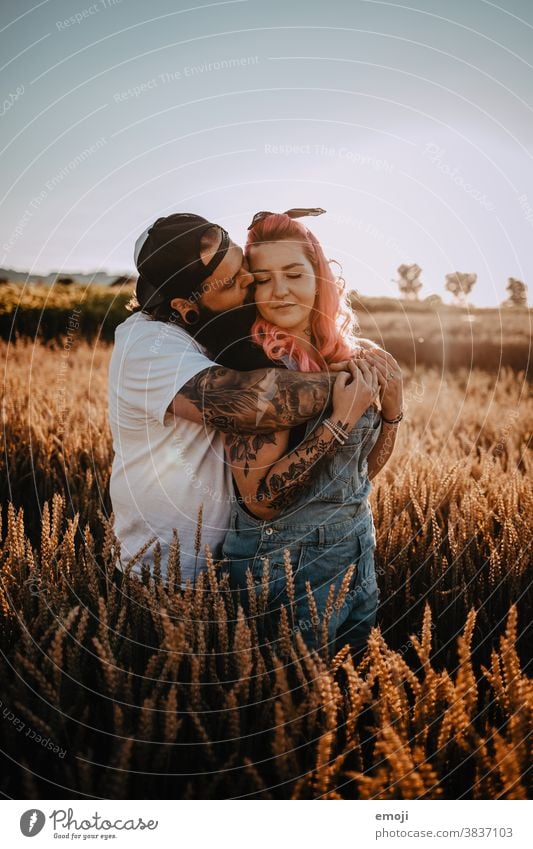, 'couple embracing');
108,207,403,656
